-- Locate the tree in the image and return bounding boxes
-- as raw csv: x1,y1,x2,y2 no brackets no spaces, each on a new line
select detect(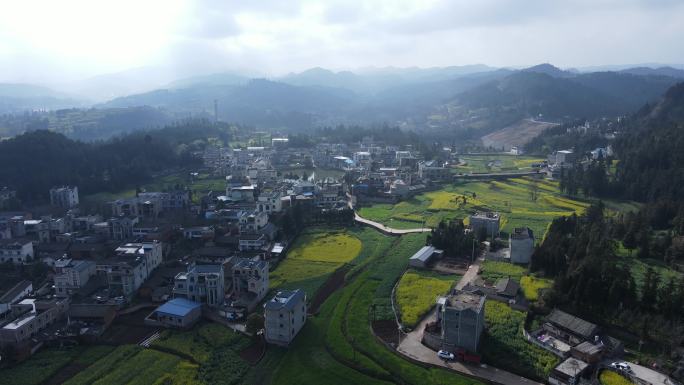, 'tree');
640,267,660,311
246,313,265,335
